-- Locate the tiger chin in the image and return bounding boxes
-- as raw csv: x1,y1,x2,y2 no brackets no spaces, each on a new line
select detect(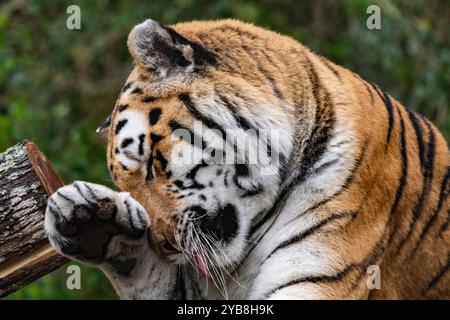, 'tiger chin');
44,19,449,300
